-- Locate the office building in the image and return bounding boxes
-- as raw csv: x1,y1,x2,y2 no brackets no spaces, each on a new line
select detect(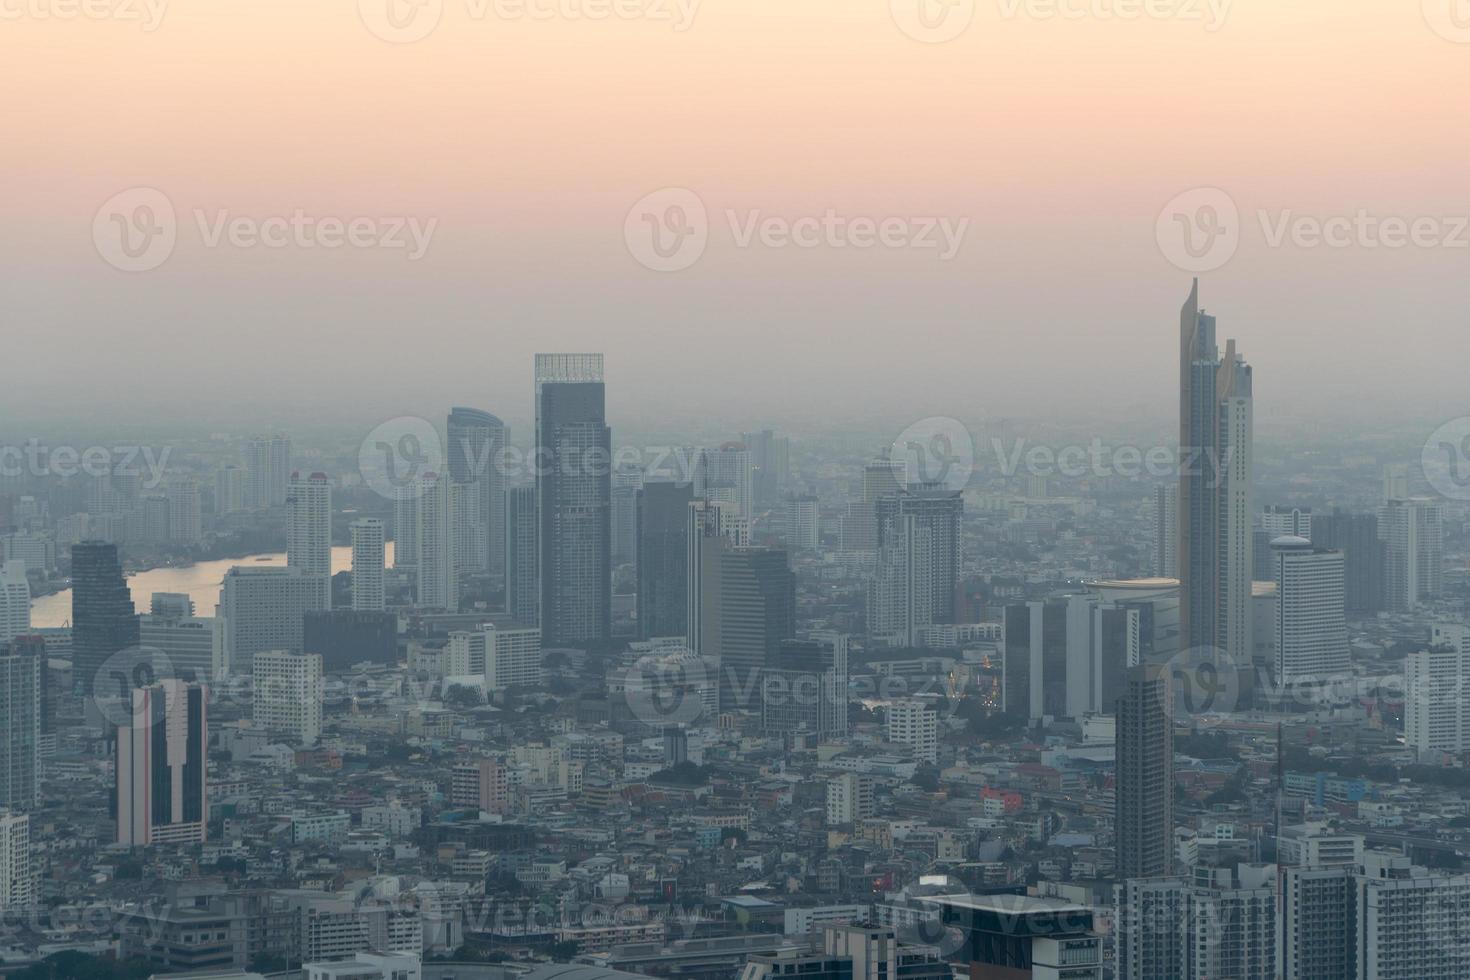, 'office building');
1115,664,1173,879
934,894,1102,979
783,494,820,552
447,407,507,580
761,633,849,739
70,541,140,693
220,565,326,672
114,679,208,846
612,463,643,567
1379,497,1443,611
303,609,398,671
1177,280,1253,666
139,611,225,682
350,518,386,612
483,625,542,691
636,482,694,640
167,479,202,546
687,499,748,659
286,471,333,609
717,547,795,712
536,353,612,645
253,650,323,746
742,429,790,512
695,445,754,518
